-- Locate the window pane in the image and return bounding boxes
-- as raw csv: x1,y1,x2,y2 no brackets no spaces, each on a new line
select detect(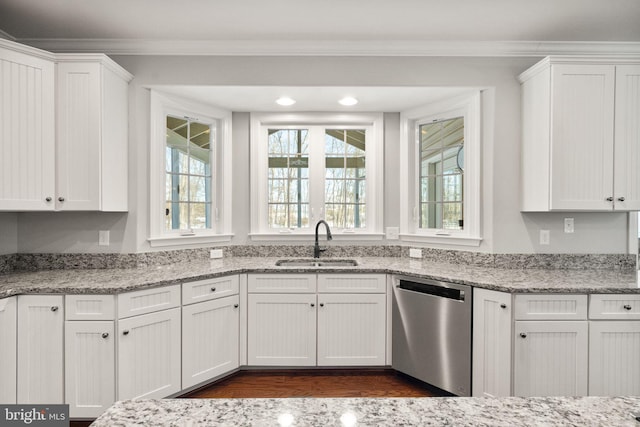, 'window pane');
443,203,463,230
178,175,189,201
443,174,463,202
189,176,207,202
178,202,190,230
190,203,209,229
269,179,288,203
268,204,288,228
